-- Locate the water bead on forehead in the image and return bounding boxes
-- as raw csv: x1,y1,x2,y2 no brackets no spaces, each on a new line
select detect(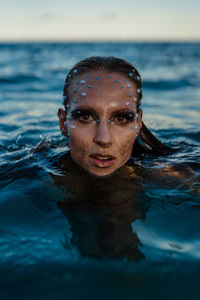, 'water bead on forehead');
129,93,132,97
88,84,92,88
81,92,86,97
137,88,141,93
125,101,130,106
127,83,131,88
80,79,85,84
133,97,137,102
